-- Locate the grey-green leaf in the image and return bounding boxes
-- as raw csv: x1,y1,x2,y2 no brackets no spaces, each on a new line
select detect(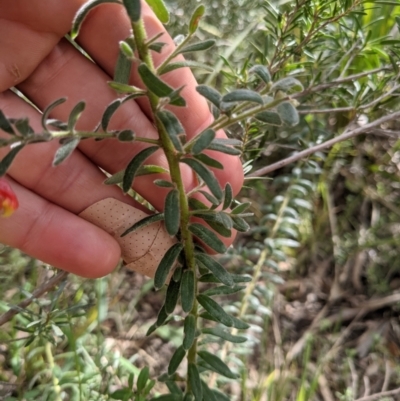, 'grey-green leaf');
156,110,184,152
188,364,202,401
202,327,247,343
114,48,132,85
67,101,86,132
197,294,232,327
207,140,242,156
271,77,304,93
249,64,271,83
117,129,135,142
122,146,159,192
158,60,213,75
101,99,121,131
165,276,180,314
203,284,245,297
189,5,205,34
138,64,185,106
121,213,165,237
231,216,250,232
154,243,183,289
201,381,217,401
71,0,121,38
108,81,146,94
0,110,15,135
193,154,223,170
164,189,180,236
221,89,263,105
197,350,238,379
183,315,196,350
53,138,80,166
105,165,168,186
191,129,215,155
123,0,141,22
181,158,223,201
196,85,221,108
223,183,233,210
178,39,216,55
231,202,251,214
181,270,195,313
189,223,227,254
0,145,24,177
41,98,67,132
255,111,282,126
168,346,186,375
195,253,233,287
154,179,175,188
277,102,299,126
